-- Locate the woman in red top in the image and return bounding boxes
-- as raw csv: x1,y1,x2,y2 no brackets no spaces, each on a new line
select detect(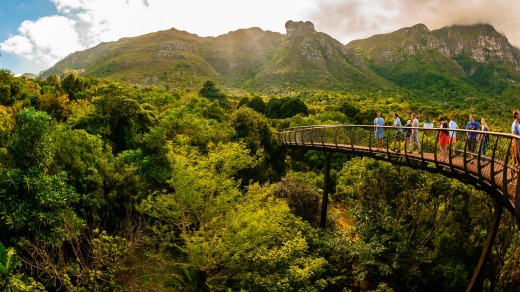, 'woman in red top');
439,118,450,161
